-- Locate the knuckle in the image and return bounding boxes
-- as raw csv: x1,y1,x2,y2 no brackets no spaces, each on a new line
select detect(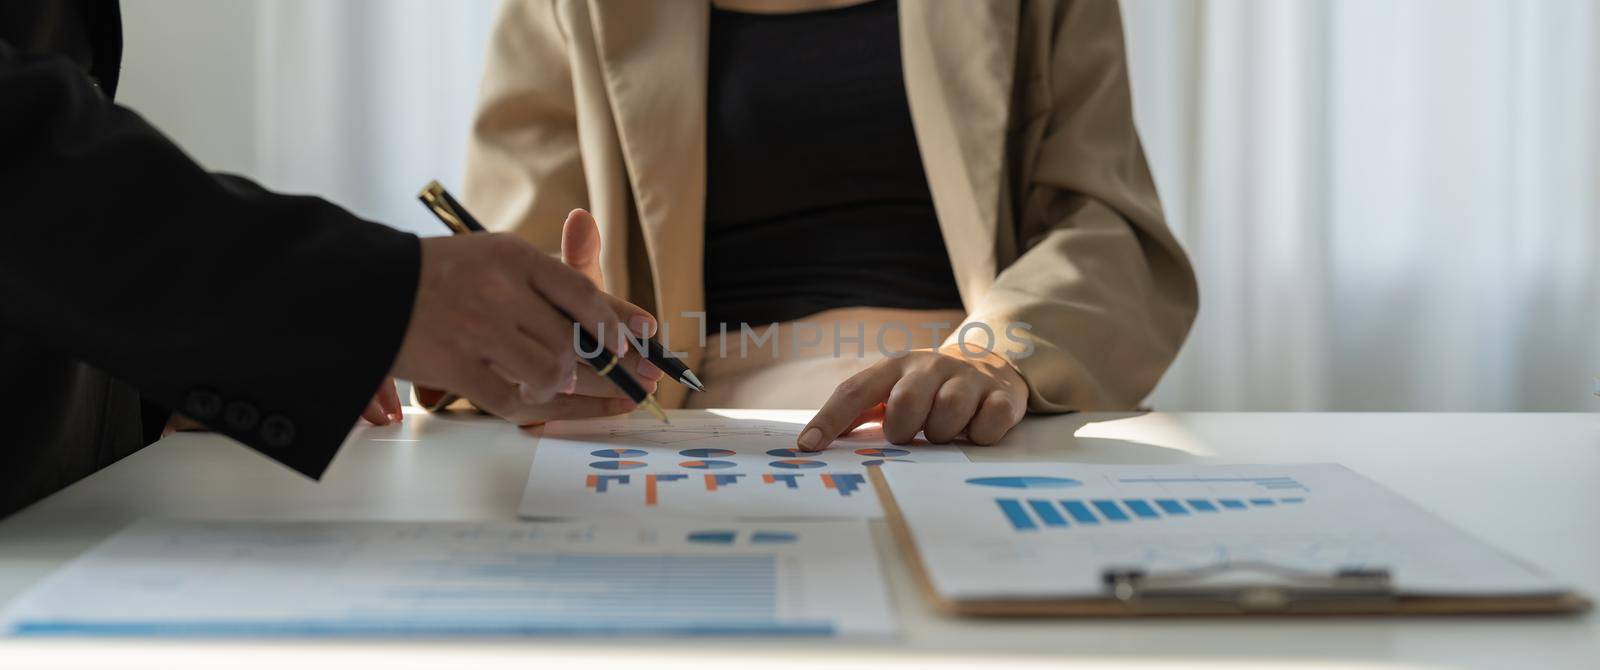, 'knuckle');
886,385,925,411
535,357,566,386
